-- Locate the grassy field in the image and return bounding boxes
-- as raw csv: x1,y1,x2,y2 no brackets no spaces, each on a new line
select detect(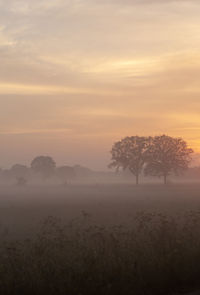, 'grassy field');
0,183,200,294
